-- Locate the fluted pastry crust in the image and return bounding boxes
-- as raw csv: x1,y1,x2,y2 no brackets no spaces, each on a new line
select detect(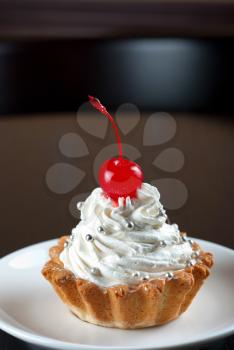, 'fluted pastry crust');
42,235,213,329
